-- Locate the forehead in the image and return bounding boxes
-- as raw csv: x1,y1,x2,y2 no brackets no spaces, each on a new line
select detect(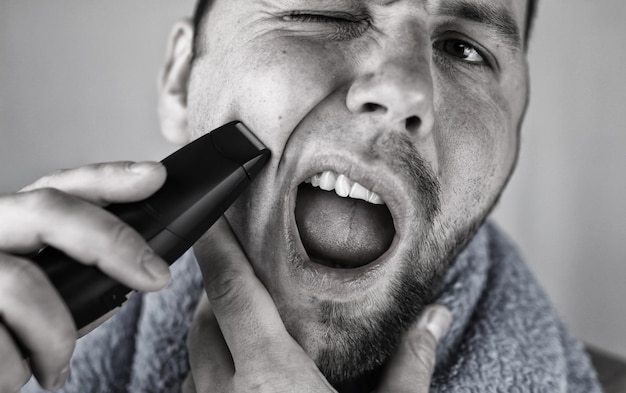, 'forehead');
427,0,527,50
246,0,528,42
201,0,530,57
261,0,527,21
428,0,527,18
